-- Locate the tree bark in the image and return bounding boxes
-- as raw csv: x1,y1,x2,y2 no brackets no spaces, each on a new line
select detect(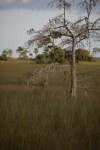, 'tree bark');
70,37,77,97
